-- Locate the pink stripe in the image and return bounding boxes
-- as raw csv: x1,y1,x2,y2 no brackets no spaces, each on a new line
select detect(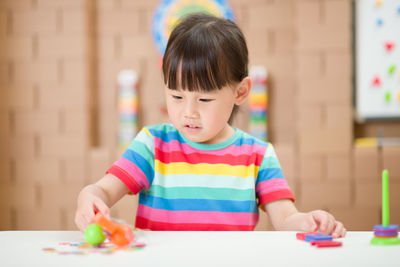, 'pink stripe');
136,204,259,226
256,178,290,195
114,158,150,190
154,136,267,157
